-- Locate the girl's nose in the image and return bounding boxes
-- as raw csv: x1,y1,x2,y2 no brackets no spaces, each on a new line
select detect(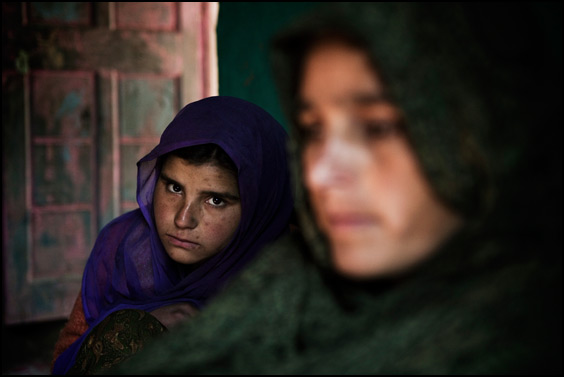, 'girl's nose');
307,136,365,189
174,201,199,229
